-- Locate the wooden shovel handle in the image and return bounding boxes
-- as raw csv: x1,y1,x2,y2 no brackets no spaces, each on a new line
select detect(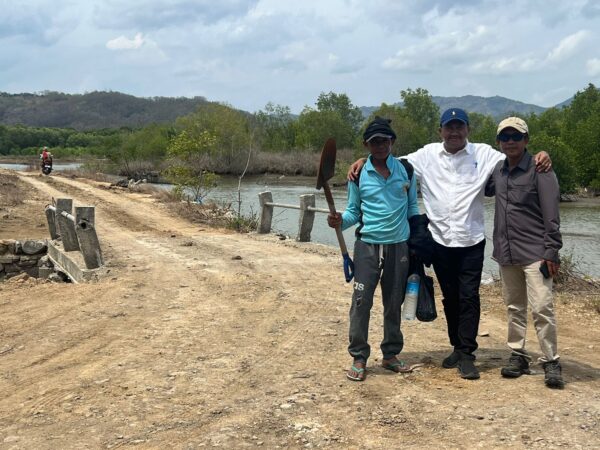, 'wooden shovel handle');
322,180,349,255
